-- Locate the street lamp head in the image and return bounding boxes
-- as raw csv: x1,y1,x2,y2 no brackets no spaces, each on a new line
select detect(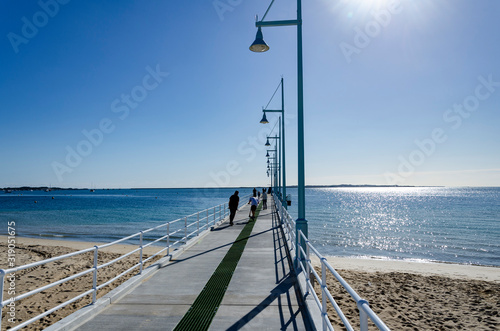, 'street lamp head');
266,151,270,157
249,27,270,52
260,112,269,124
265,137,271,146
